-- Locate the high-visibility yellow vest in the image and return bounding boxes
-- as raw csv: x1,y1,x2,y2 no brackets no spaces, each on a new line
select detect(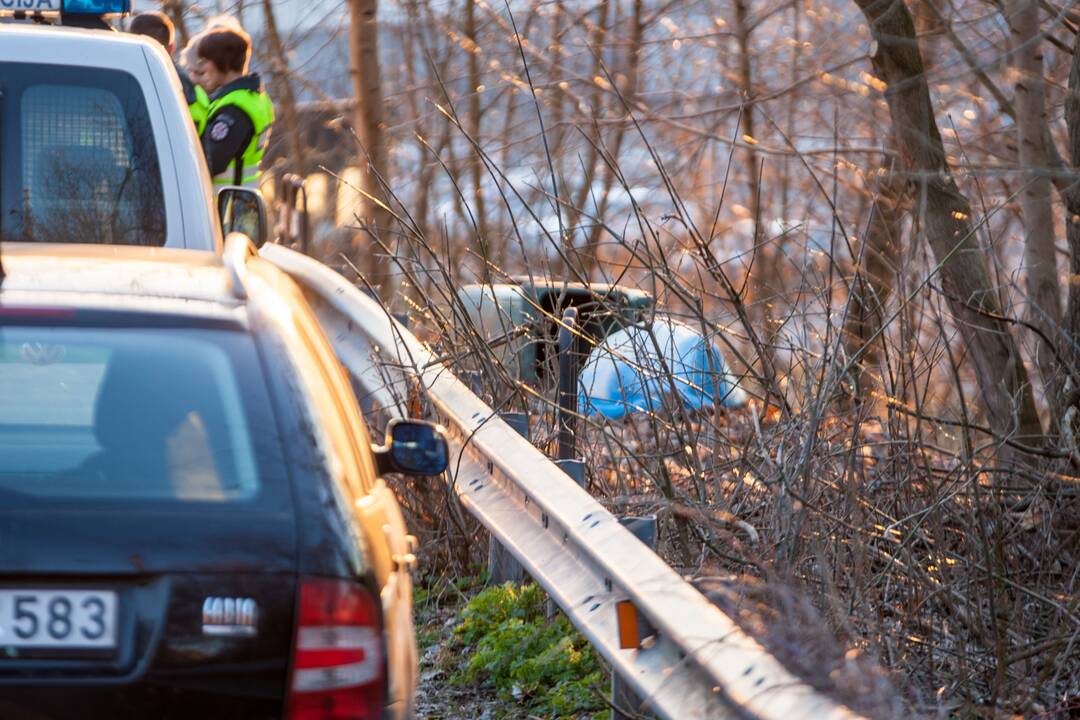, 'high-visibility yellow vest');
190,85,210,136
206,89,274,188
